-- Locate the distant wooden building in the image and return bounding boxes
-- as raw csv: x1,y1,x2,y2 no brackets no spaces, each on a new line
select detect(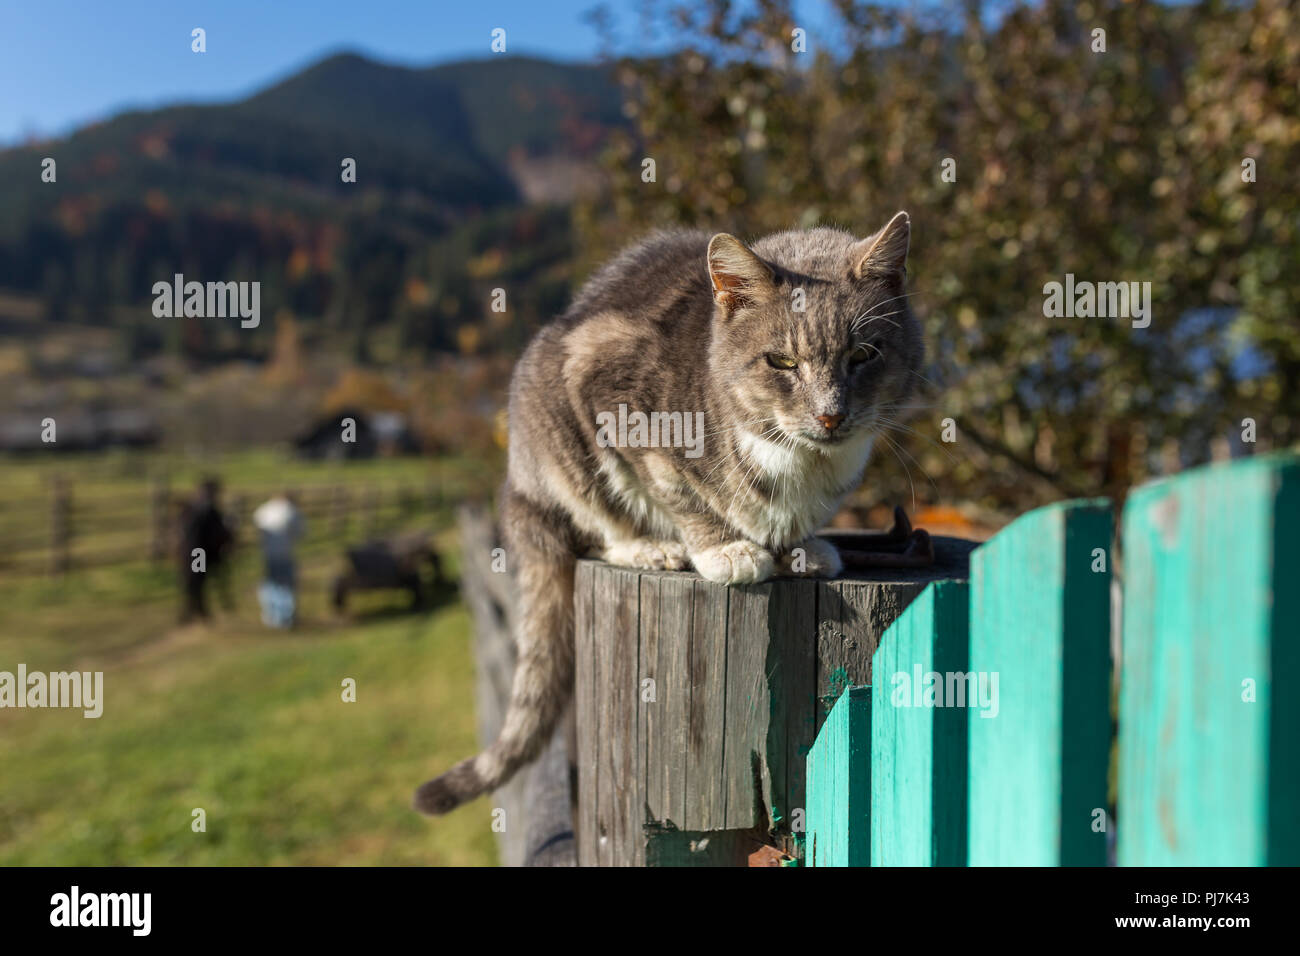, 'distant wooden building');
0,409,160,453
